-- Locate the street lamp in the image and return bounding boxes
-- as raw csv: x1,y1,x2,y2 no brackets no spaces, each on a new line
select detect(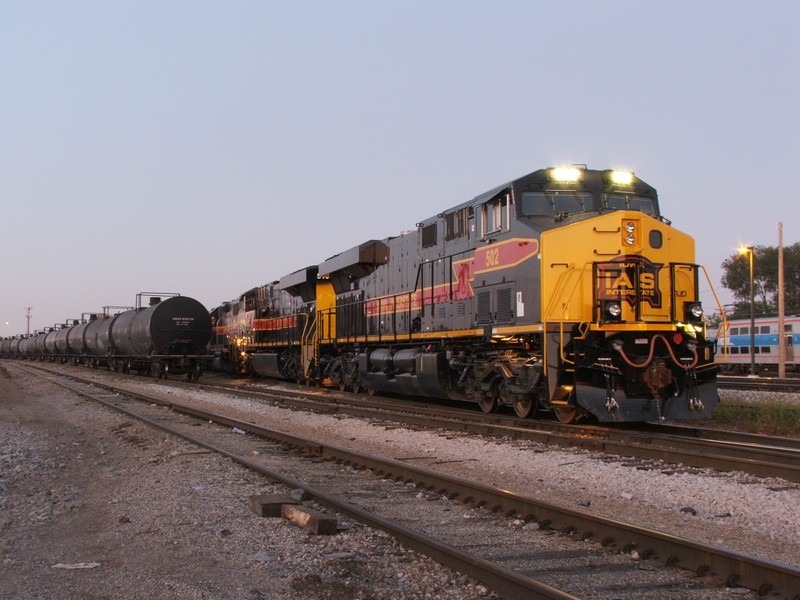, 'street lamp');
738,245,756,376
